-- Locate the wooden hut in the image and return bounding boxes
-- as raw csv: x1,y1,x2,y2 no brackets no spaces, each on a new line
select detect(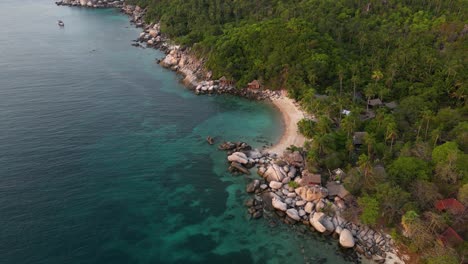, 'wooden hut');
247,80,261,89
300,170,321,186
